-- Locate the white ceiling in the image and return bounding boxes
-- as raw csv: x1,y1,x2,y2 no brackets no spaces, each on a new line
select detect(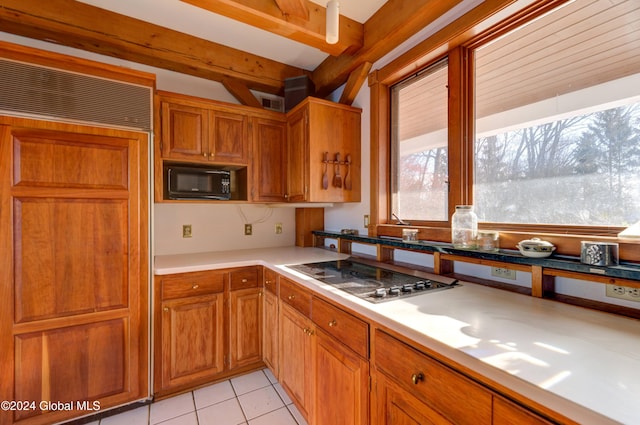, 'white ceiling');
77,0,388,71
